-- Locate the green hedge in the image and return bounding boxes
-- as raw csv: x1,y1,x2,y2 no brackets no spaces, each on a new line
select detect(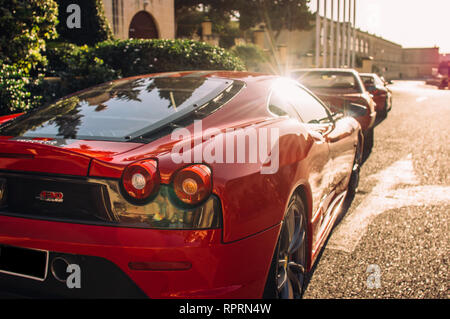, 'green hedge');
92,39,245,77
46,43,117,80
42,39,245,102
0,64,41,115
